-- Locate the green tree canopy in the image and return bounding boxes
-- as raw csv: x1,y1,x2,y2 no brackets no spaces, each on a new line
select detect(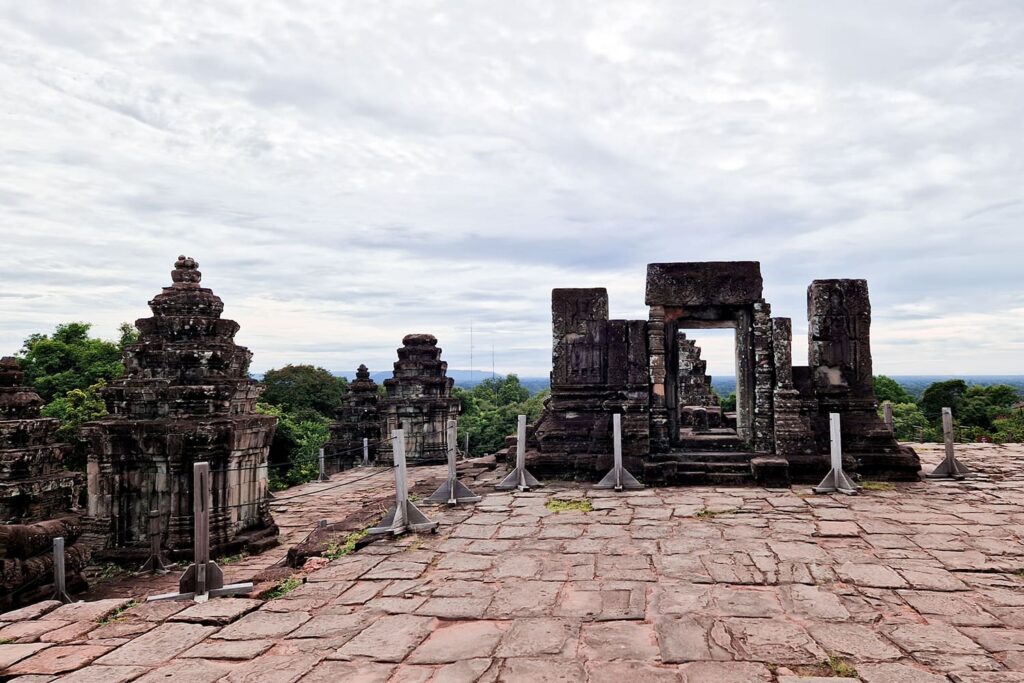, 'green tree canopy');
873,375,913,405
41,379,109,470
19,322,128,403
918,379,968,423
260,364,349,418
454,374,547,457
